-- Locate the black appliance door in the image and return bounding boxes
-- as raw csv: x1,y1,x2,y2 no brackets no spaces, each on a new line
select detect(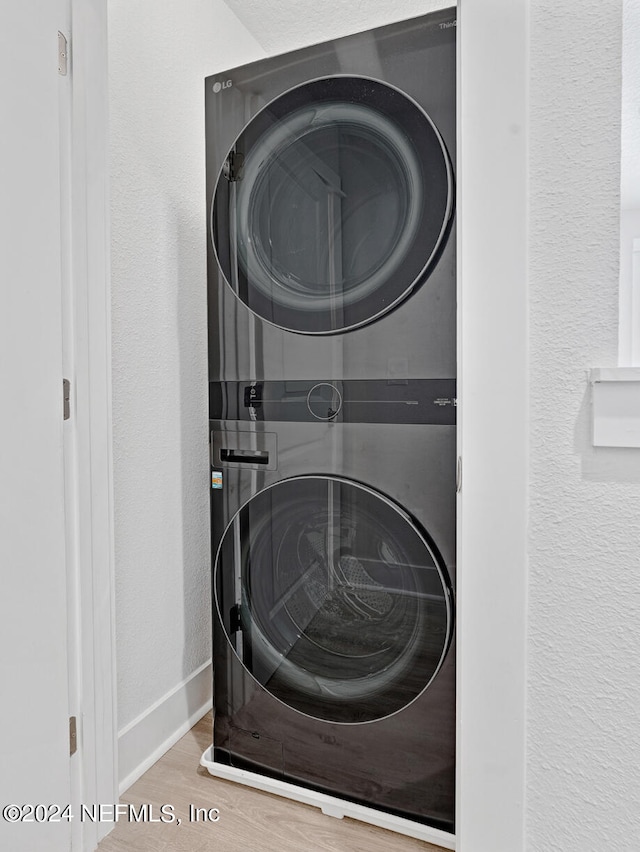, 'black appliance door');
212,77,453,334
215,476,453,724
